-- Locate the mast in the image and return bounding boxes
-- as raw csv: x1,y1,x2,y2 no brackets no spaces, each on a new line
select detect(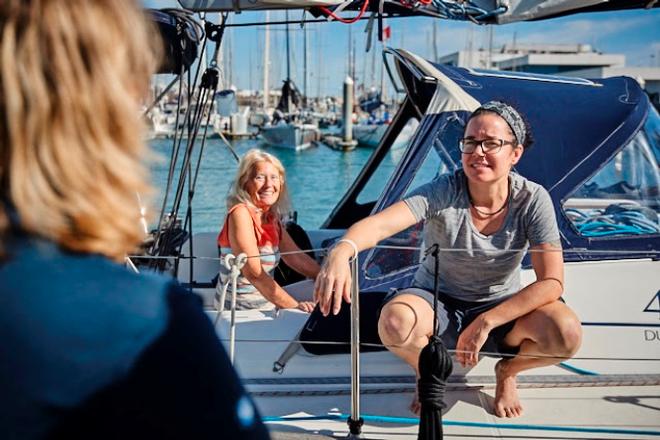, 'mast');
347,27,356,80
285,10,291,114
317,29,322,98
303,25,308,108
370,37,376,88
351,31,356,80
263,11,270,111
226,17,233,87
379,46,384,104
487,26,494,68
433,22,439,63
216,13,225,87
